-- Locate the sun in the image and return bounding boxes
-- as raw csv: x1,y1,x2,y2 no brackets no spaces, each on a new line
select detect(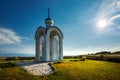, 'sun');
97,19,107,28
